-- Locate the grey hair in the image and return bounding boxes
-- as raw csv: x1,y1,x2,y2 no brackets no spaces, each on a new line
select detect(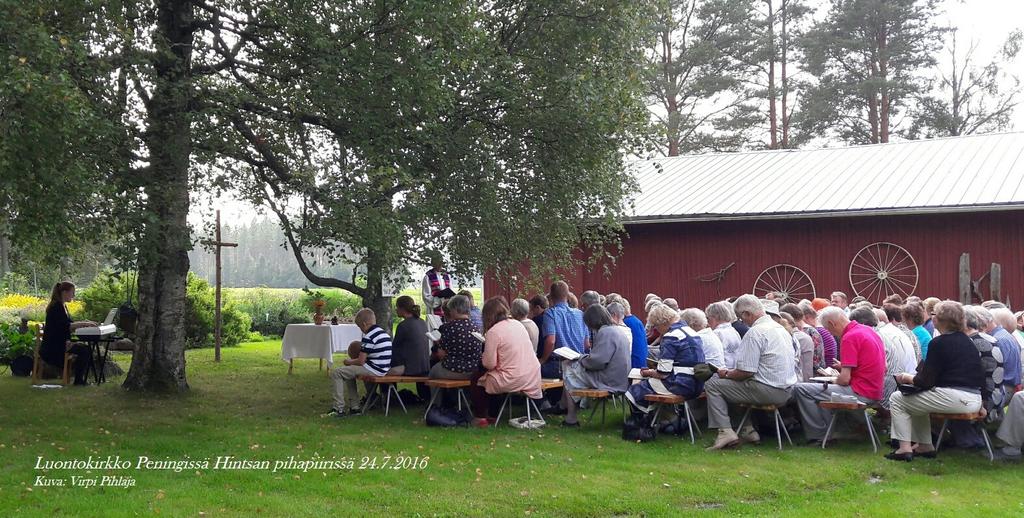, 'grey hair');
606,302,626,319
510,298,530,320
647,304,681,329
663,298,680,310
873,308,888,324
818,306,847,327
991,307,1017,332
705,300,736,323
732,294,764,319
679,308,708,331
580,290,601,307
446,294,471,316
849,306,878,327
965,305,993,331
645,298,663,314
